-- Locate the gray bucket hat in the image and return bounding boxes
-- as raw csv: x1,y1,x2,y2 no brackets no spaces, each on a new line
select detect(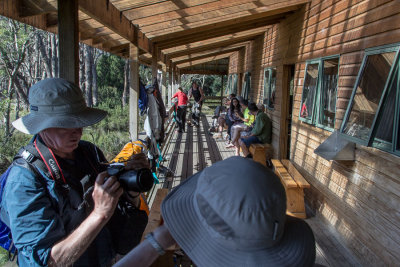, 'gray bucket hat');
161,156,315,267
13,78,107,135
